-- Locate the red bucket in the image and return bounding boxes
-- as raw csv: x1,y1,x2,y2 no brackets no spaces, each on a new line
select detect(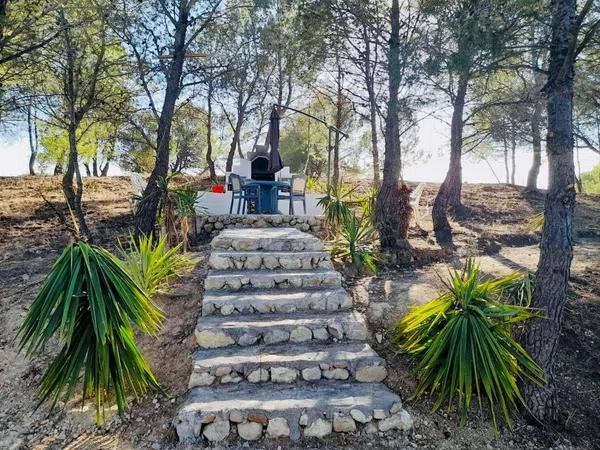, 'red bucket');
211,184,225,193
